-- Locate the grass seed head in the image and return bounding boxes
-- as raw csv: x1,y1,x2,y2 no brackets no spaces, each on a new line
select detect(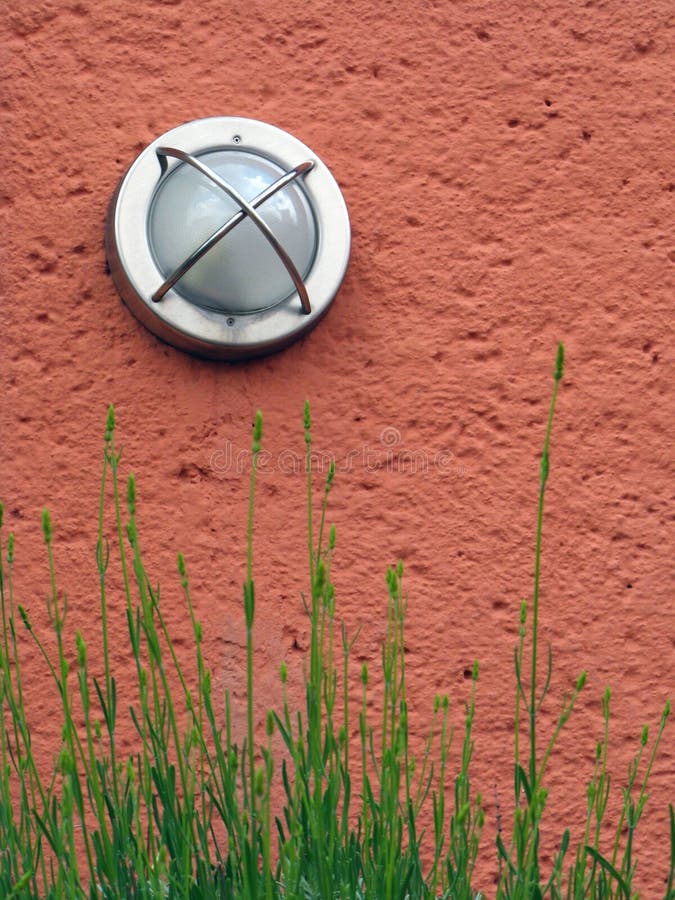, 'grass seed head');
76,631,87,669
554,342,565,381
253,410,263,454
126,474,136,516
18,605,32,631
105,404,115,442
41,508,52,544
